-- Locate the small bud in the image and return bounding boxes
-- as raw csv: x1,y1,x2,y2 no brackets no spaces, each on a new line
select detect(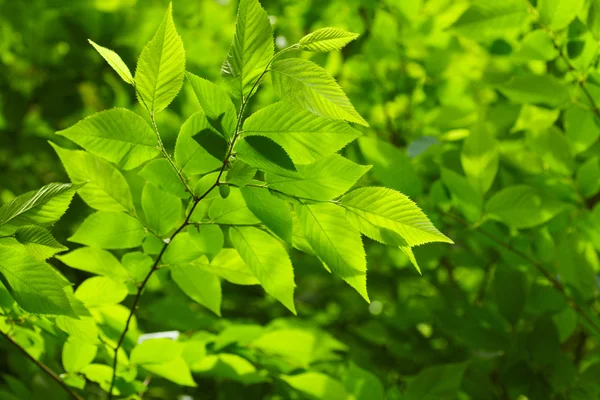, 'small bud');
219,184,231,199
